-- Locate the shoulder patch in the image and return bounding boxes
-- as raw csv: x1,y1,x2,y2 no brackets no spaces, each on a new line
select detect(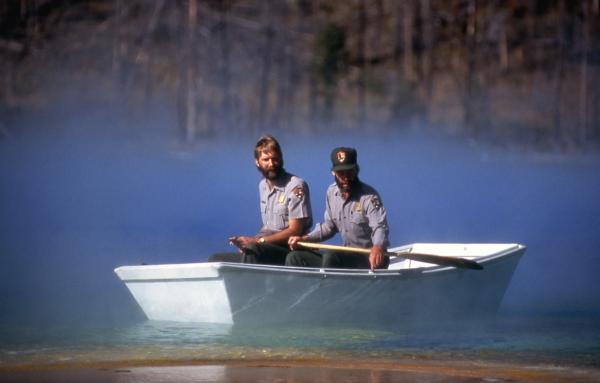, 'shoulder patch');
371,196,382,210
292,187,305,200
